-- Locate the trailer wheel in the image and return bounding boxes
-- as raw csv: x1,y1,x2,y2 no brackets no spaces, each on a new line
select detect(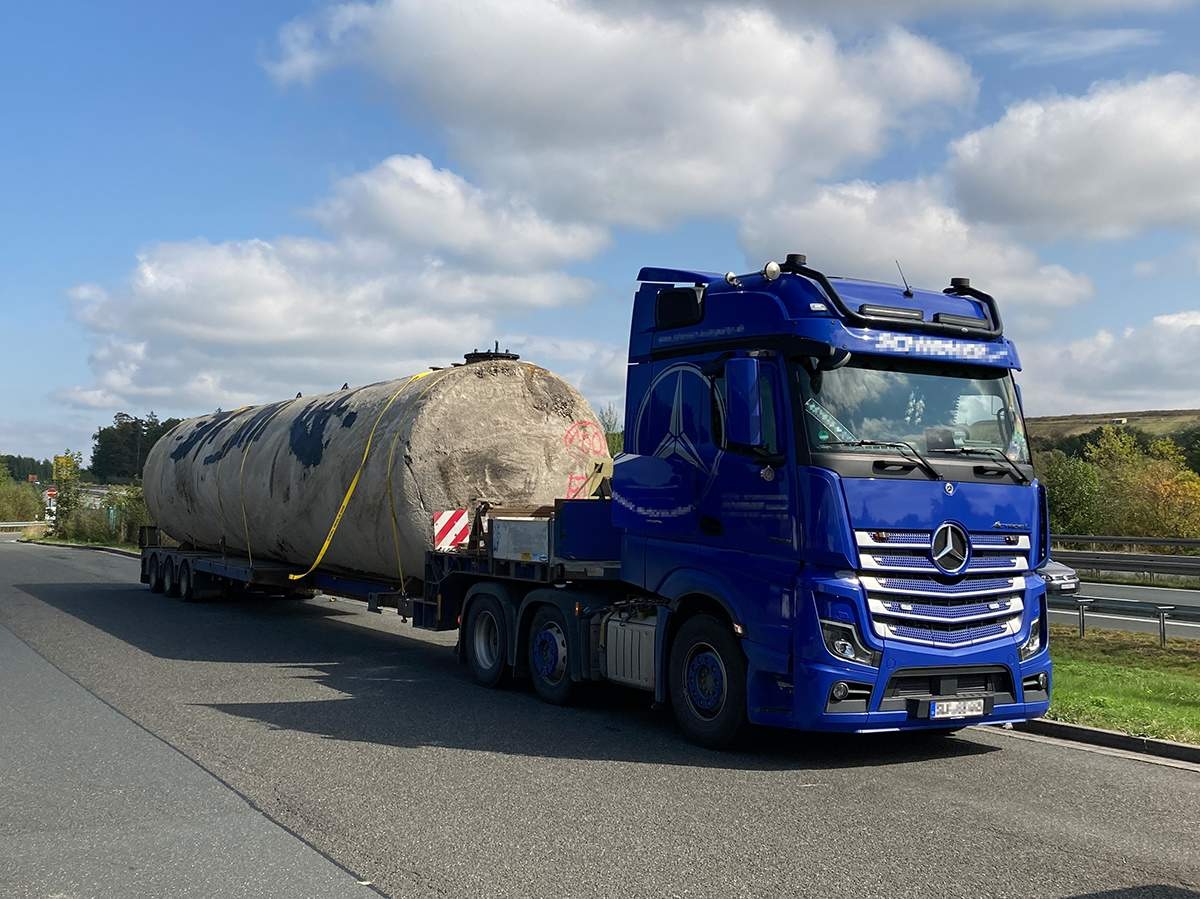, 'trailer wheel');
148,555,165,594
527,605,573,705
668,614,747,749
178,561,197,602
163,558,179,598
465,595,508,688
